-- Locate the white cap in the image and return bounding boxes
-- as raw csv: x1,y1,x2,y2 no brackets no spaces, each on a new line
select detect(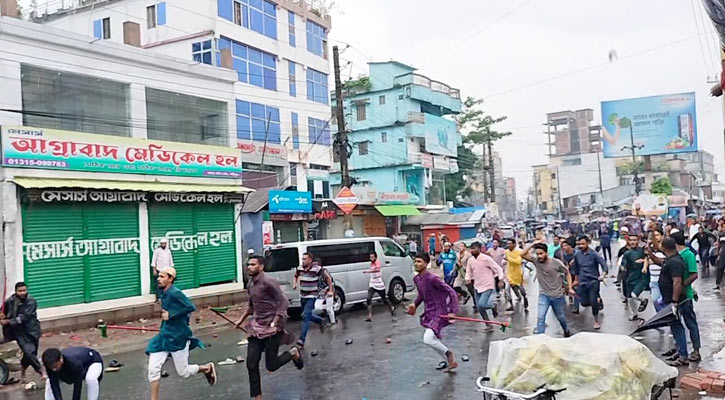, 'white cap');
160,238,168,244
620,227,629,233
